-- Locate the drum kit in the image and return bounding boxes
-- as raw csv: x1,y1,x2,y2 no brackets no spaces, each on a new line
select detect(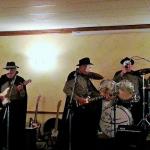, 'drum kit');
100,79,135,138
41,68,150,140
100,68,150,138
